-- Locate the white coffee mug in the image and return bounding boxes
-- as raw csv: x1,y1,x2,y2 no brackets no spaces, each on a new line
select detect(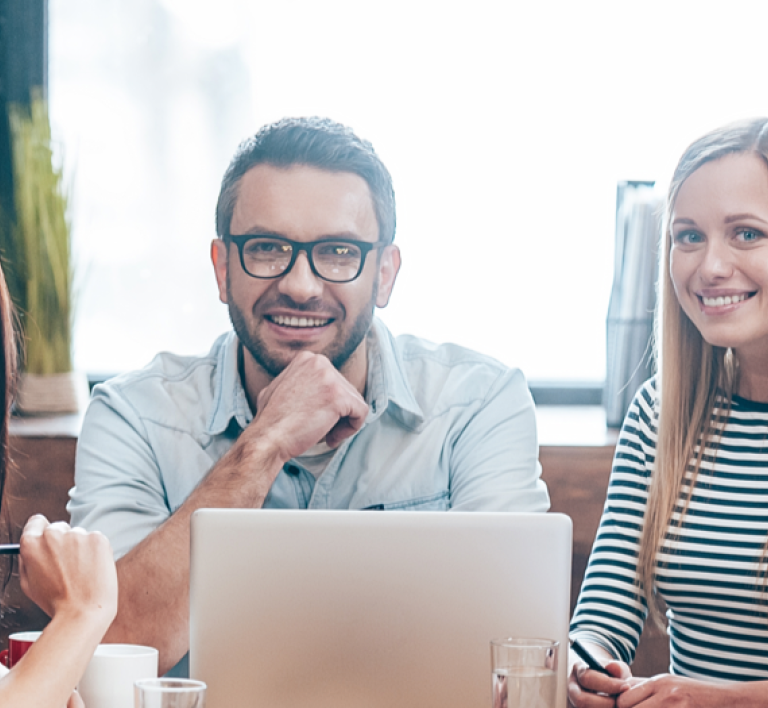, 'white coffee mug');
78,643,158,708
